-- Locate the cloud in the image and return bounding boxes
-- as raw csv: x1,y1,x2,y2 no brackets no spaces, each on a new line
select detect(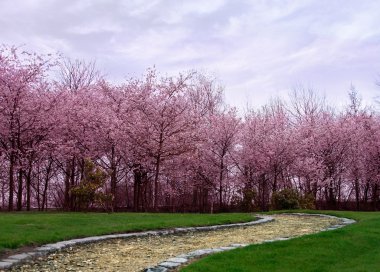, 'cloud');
1,0,380,110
